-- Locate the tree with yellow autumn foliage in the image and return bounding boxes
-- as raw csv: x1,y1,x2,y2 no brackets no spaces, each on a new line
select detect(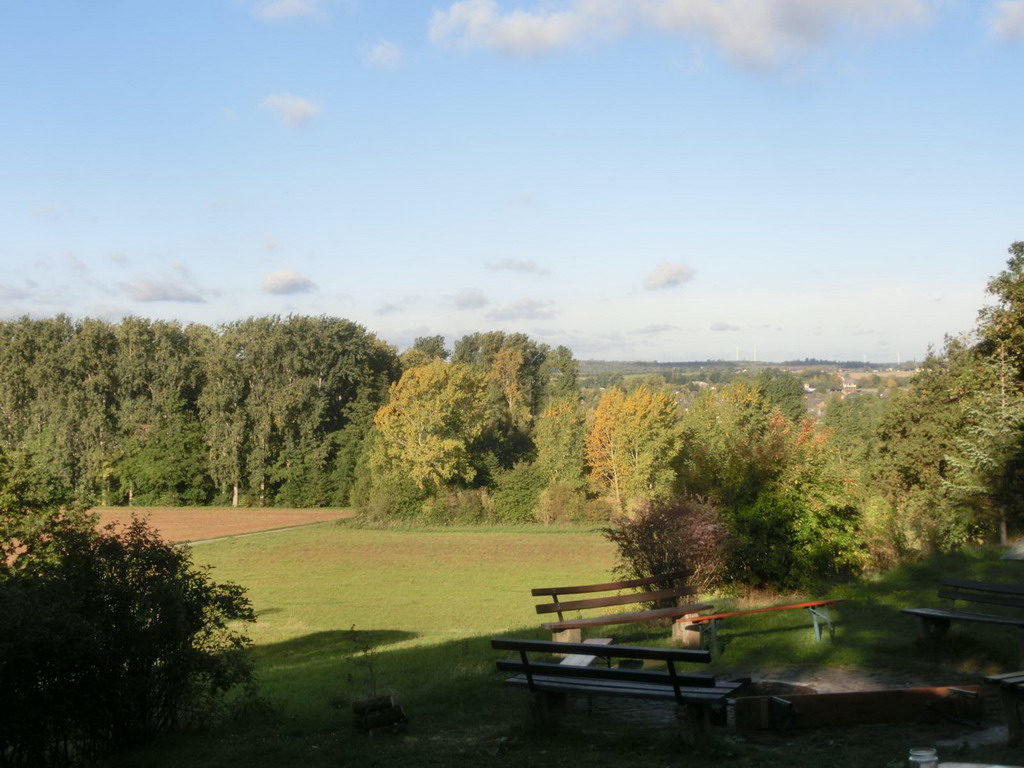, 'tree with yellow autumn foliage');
371,360,488,491
585,386,681,514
